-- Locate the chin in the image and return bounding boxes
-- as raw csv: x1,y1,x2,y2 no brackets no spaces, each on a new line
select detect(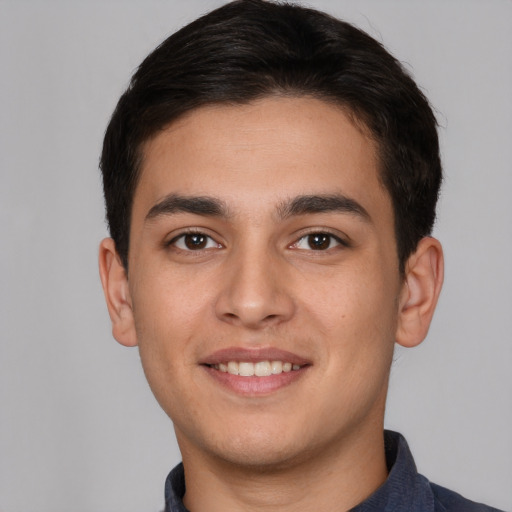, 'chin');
178,415,334,473
210,438,310,472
